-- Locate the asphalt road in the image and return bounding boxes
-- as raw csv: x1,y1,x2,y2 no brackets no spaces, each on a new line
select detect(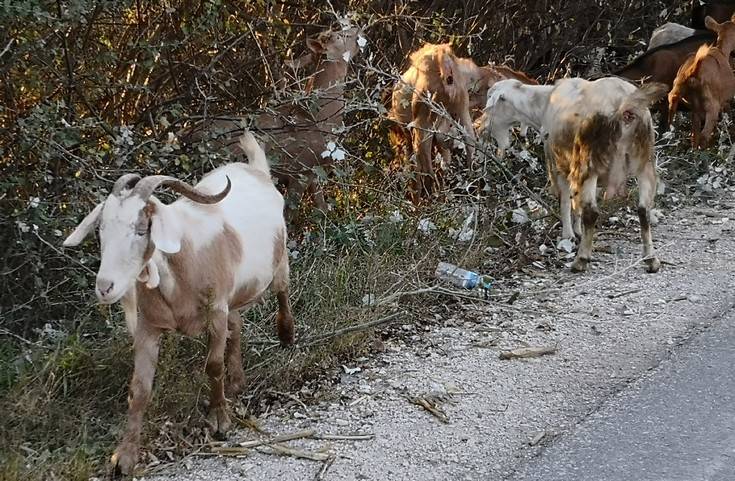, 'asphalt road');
512,302,735,481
